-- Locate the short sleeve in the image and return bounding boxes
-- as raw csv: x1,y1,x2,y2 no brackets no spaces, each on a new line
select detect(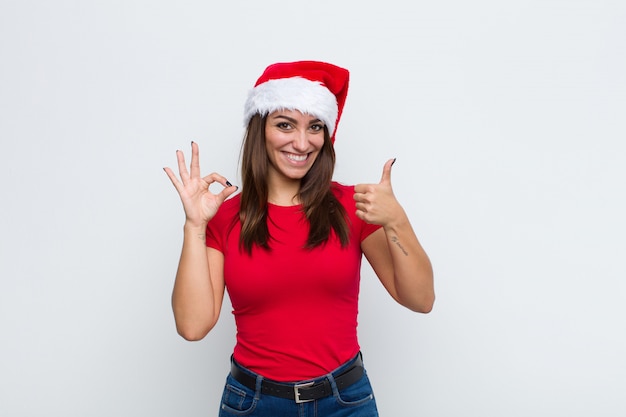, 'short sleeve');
360,220,381,242
205,221,222,251
205,195,241,252
331,182,382,243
